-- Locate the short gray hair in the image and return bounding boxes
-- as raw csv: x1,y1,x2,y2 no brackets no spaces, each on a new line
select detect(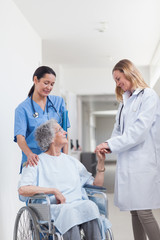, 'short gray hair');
35,119,57,151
